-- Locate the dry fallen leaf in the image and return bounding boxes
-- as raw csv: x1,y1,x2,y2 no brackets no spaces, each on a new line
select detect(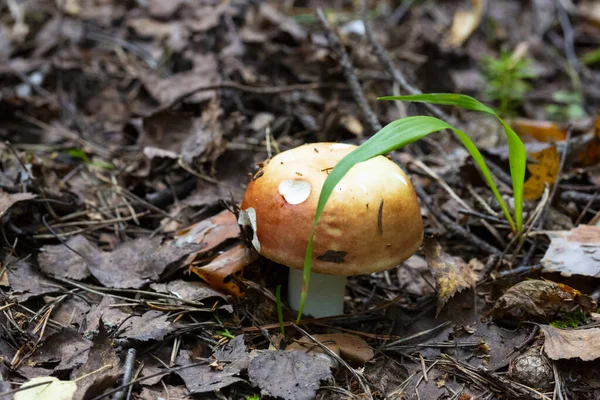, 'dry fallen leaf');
190,244,258,297
540,325,600,361
0,191,35,219
176,335,249,394
248,350,332,400
288,332,374,365
176,210,241,263
541,225,600,278
511,118,567,142
447,0,483,47
14,377,77,400
523,145,560,201
38,235,97,280
491,280,597,321
423,236,478,316
71,322,121,399
578,113,600,166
